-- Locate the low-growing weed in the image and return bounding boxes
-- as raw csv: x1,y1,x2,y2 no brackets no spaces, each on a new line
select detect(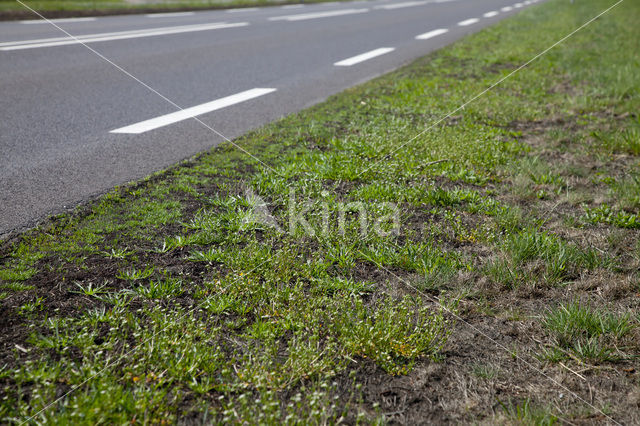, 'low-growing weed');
313,276,374,296
471,363,499,380
489,229,602,287
1,282,34,292
0,266,37,282
592,126,640,156
102,247,133,260
188,247,225,263
116,266,154,281
157,234,200,253
135,277,184,299
583,204,640,229
498,399,558,425
541,301,634,363
337,297,453,375
72,281,108,296
19,297,44,316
